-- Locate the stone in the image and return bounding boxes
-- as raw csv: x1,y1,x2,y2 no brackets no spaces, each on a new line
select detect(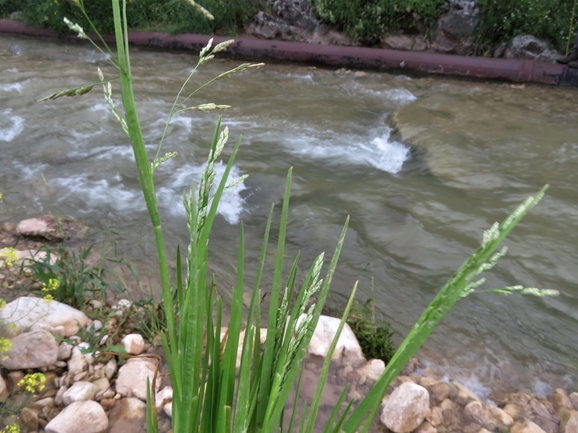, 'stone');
58,342,73,361
104,358,118,380
440,398,460,426
489,405,514,427
45,401,108,433
426,406,443,427
510,421,548,433
17,215,87,242
163,401,172,418
306,315,365,367
504,403,523,420
504,35,559,62
552,388,573,419
92,378,110,393
121,334,146,355
415,421,437,433
431,3,480,55
464,401,499,431
0,375,8,400
108,398,146,433
1,330,58,370
570,393,578,411
67,347,91,377
356,359,385,383
100,397,116,411
20,407,39,431
380,382,430,433
61,381,100,406
155,386,173,412
428,381,450,405
450,382,480,406
115,358,161,401
381,34,427,51
0,296,89,338
561,410,578,433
